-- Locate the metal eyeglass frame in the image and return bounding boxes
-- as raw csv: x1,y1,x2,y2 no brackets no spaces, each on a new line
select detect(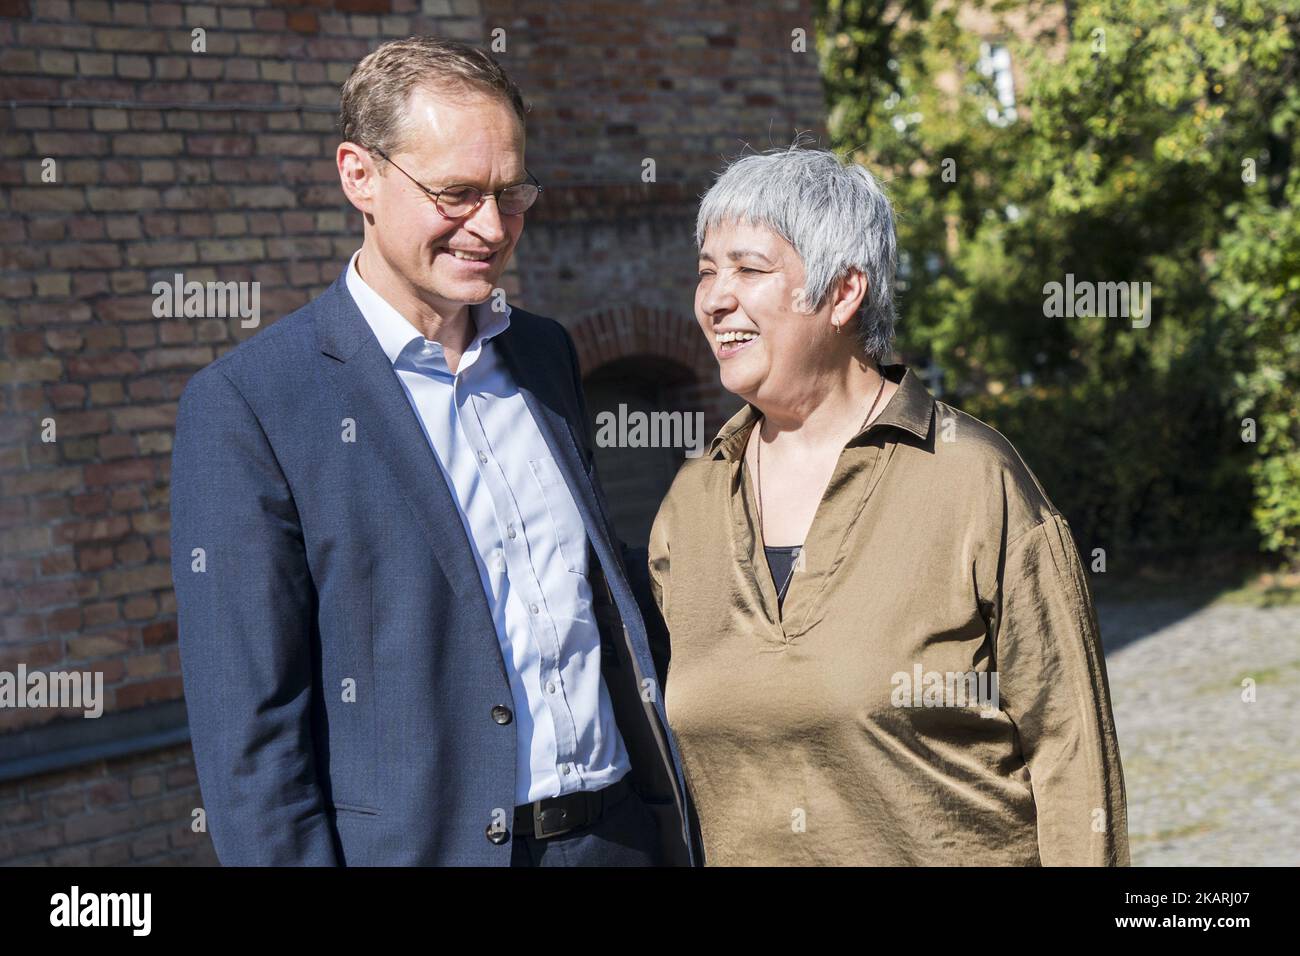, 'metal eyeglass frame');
367,145,541,219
